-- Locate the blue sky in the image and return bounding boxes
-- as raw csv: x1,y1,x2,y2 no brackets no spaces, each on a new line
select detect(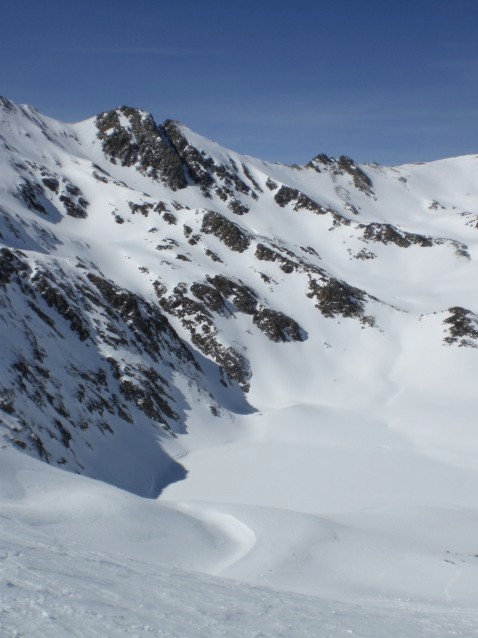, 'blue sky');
1,0,477,165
